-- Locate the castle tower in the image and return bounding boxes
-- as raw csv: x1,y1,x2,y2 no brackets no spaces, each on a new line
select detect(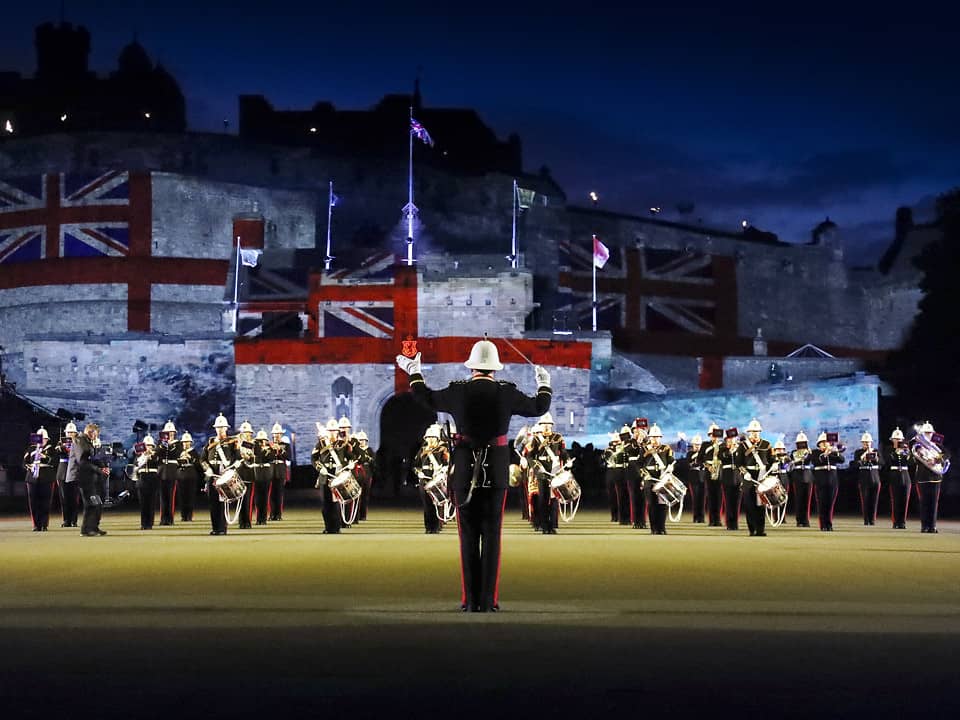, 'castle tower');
34,21,91,82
